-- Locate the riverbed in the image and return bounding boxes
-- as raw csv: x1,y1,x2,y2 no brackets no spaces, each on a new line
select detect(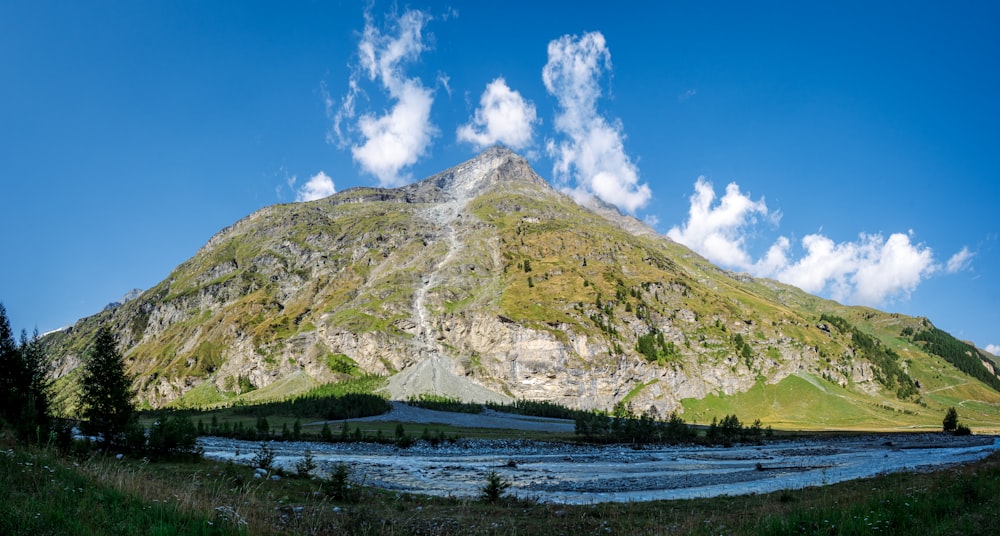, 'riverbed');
199,433,999,504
